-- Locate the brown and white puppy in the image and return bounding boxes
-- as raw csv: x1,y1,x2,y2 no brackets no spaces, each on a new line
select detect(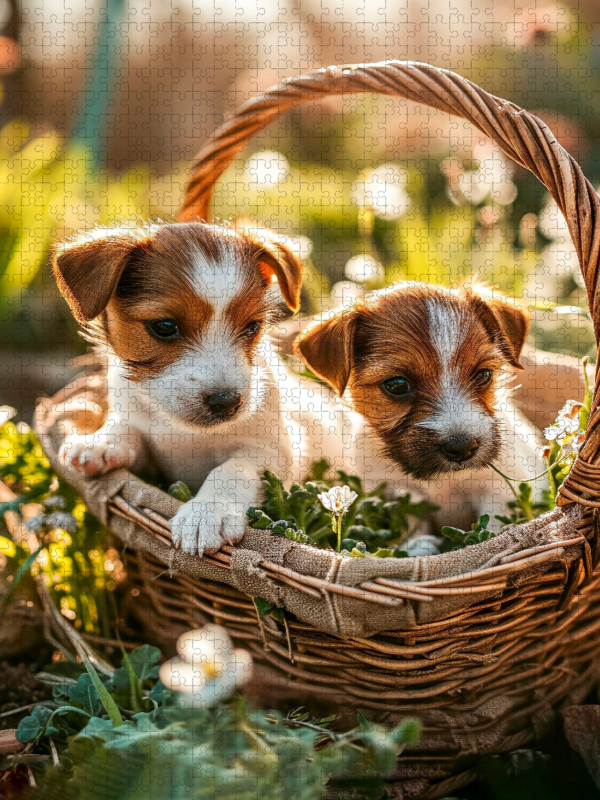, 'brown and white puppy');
294,281,538,515
52,221,303,555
